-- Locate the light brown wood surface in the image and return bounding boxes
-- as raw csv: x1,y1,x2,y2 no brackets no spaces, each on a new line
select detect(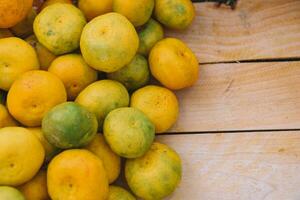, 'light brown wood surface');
158,132,300,200
170,61,300,132
166,0,300,63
